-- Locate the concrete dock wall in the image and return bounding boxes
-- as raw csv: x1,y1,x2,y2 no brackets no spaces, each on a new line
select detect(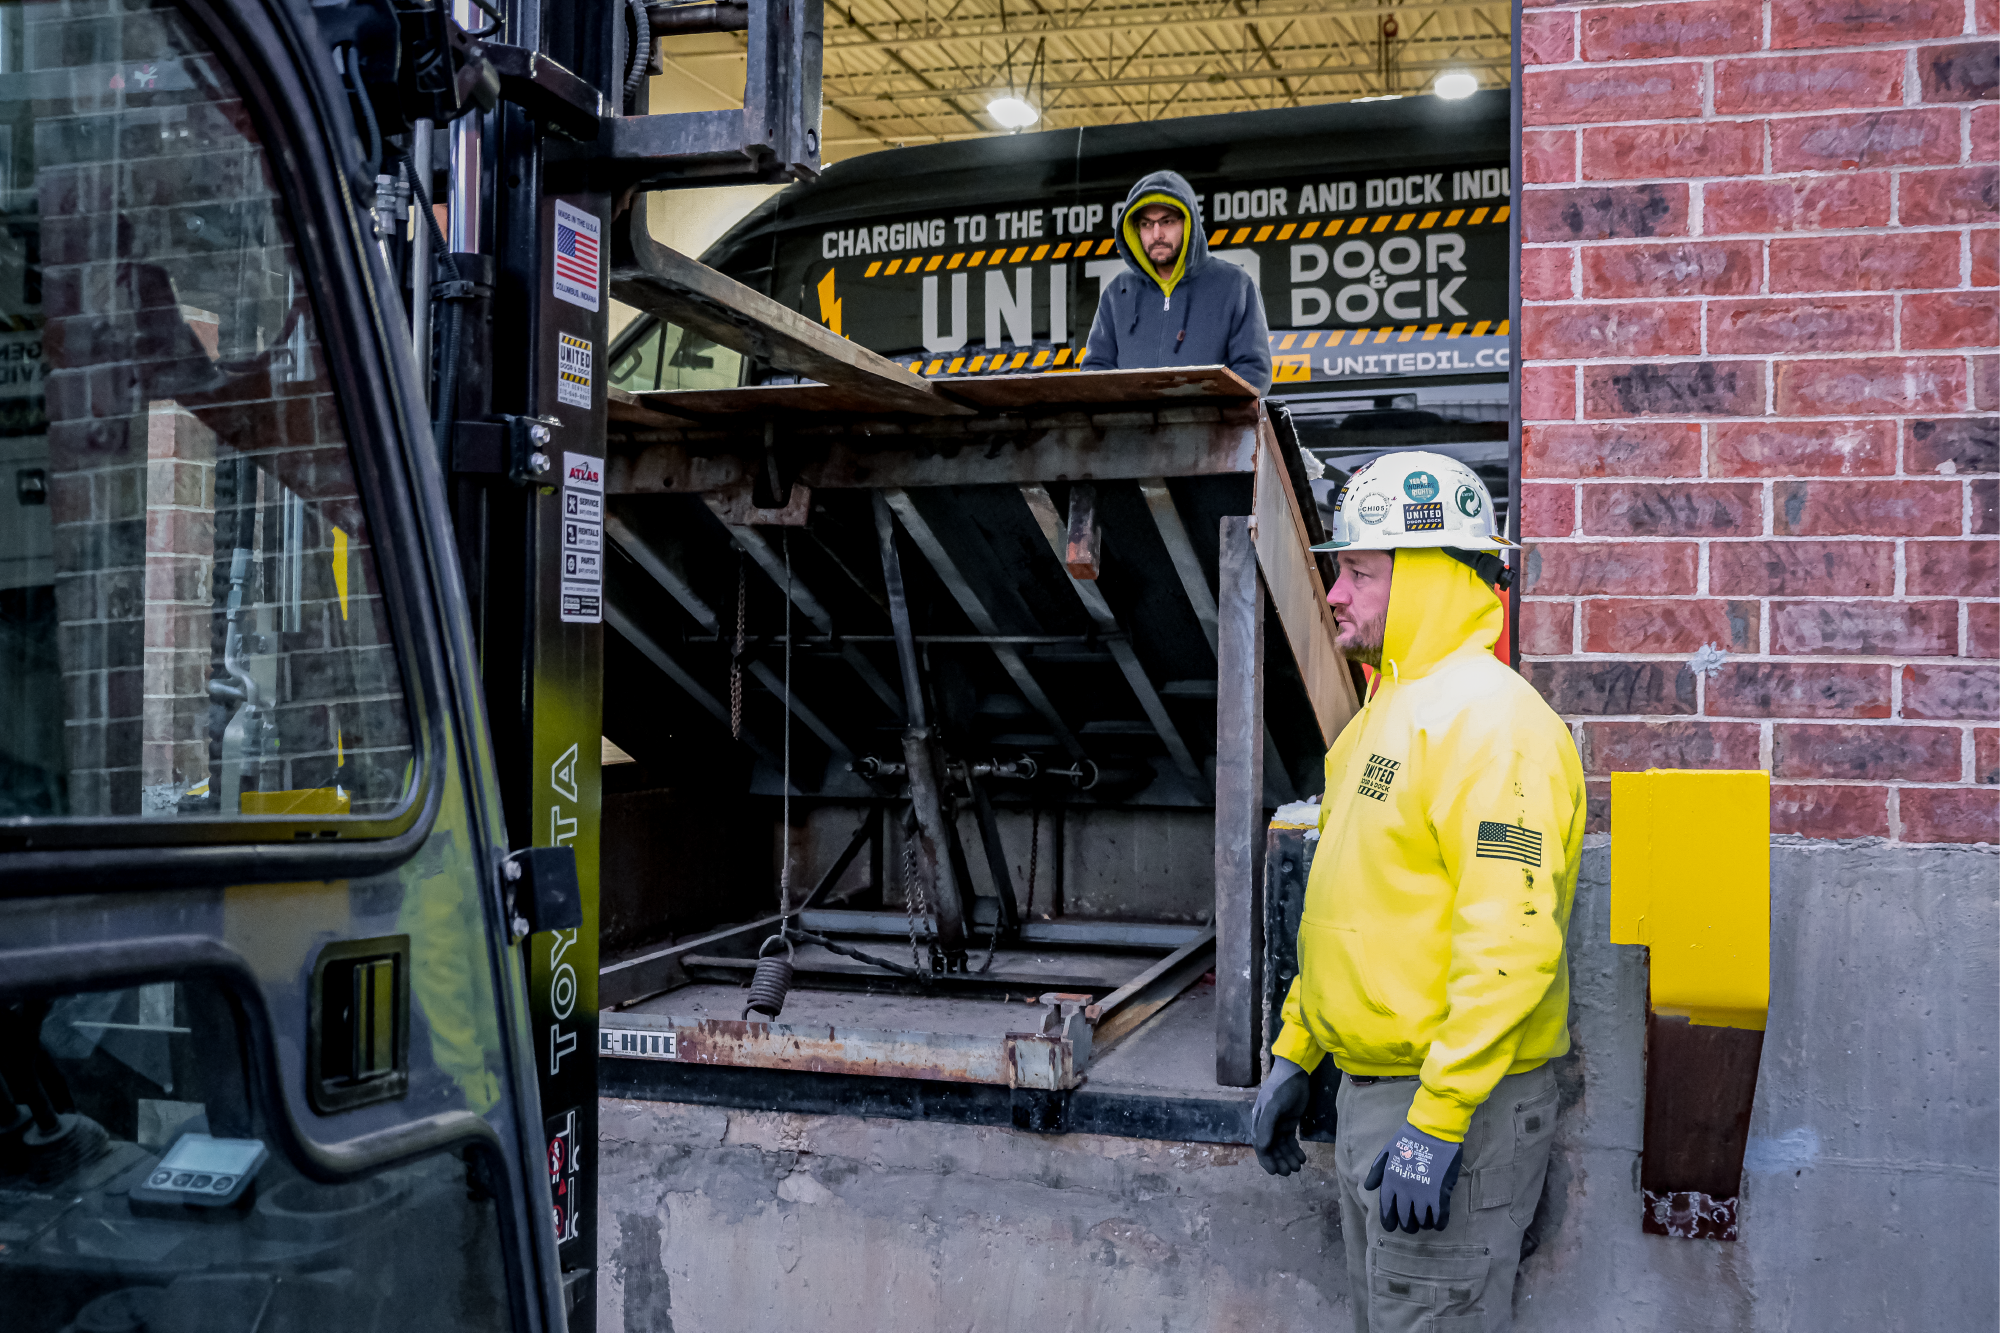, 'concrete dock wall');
598,839,1998,1331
